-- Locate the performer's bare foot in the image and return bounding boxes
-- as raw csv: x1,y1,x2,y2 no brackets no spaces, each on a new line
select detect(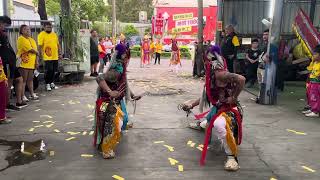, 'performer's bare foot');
224,156,240,171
